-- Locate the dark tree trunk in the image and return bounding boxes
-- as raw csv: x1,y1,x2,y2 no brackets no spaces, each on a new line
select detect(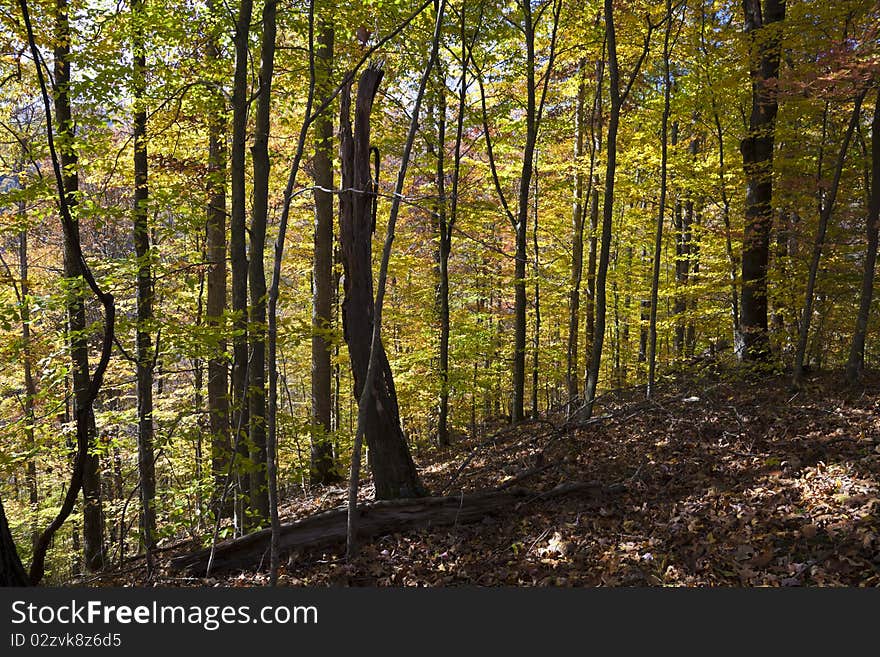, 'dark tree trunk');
310,20,339,484
739,0,785,362
339,66,426,500
230,0,253,519
566,59,587,411
53,0,104,572
847,89,880,383
19,207,38,549
132,0,156,573
585,0,651,418
0,493,29,586
247,0,277,523
206,0,230,505
647,0,674,397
